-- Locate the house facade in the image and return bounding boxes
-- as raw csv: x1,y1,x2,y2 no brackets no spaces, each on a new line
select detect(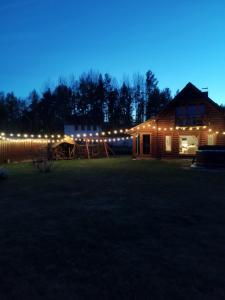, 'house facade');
64,124,102,137
129,83,225,159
